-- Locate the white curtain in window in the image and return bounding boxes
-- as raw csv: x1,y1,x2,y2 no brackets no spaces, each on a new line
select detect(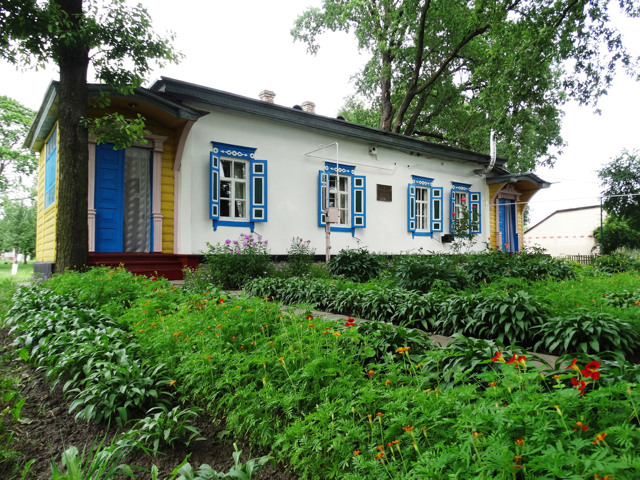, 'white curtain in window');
124,147,151,252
